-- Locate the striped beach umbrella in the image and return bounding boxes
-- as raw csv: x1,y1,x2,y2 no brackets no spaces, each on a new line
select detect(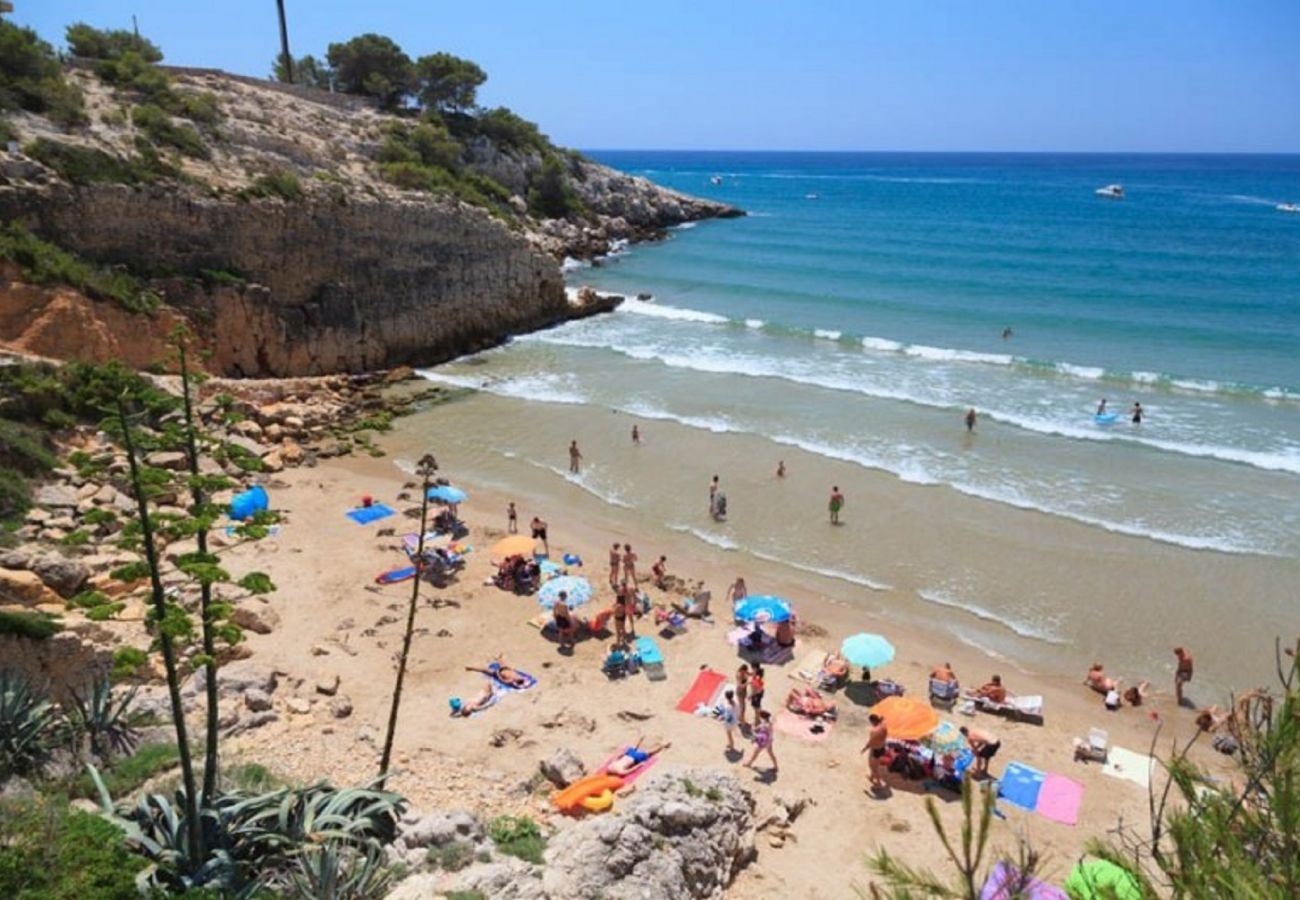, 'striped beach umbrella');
734,595,793,623
537,576,592,609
